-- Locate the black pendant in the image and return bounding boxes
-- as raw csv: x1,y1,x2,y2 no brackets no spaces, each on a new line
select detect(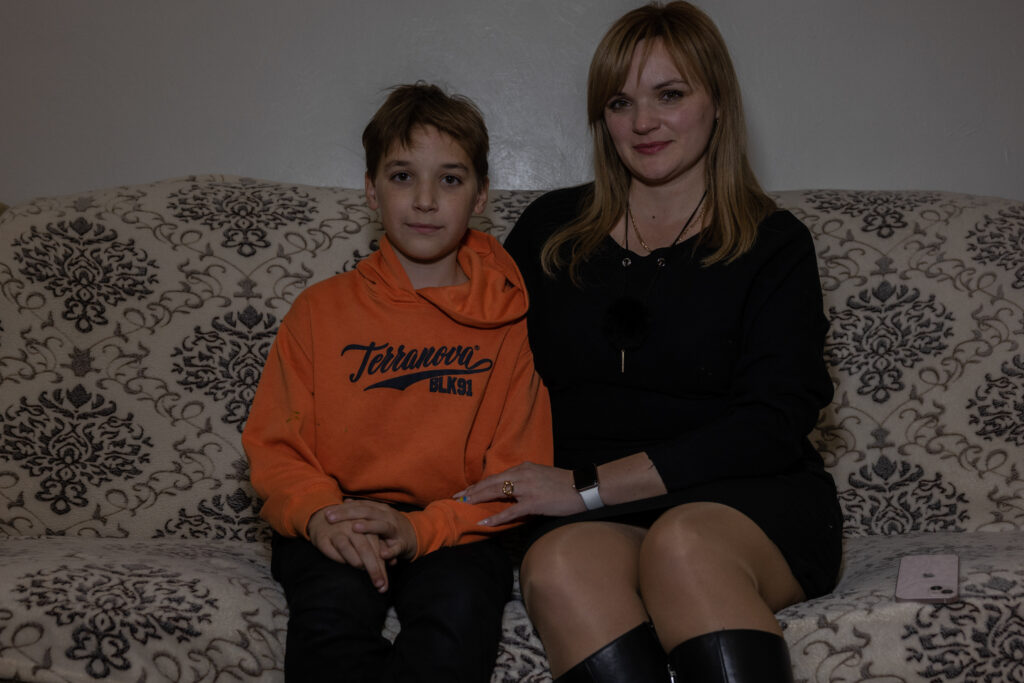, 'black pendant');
603,296,650,372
